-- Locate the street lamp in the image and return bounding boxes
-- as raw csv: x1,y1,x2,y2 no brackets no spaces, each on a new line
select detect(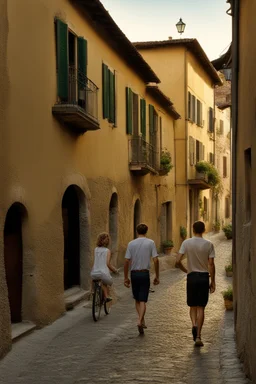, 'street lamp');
176,18,186,36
